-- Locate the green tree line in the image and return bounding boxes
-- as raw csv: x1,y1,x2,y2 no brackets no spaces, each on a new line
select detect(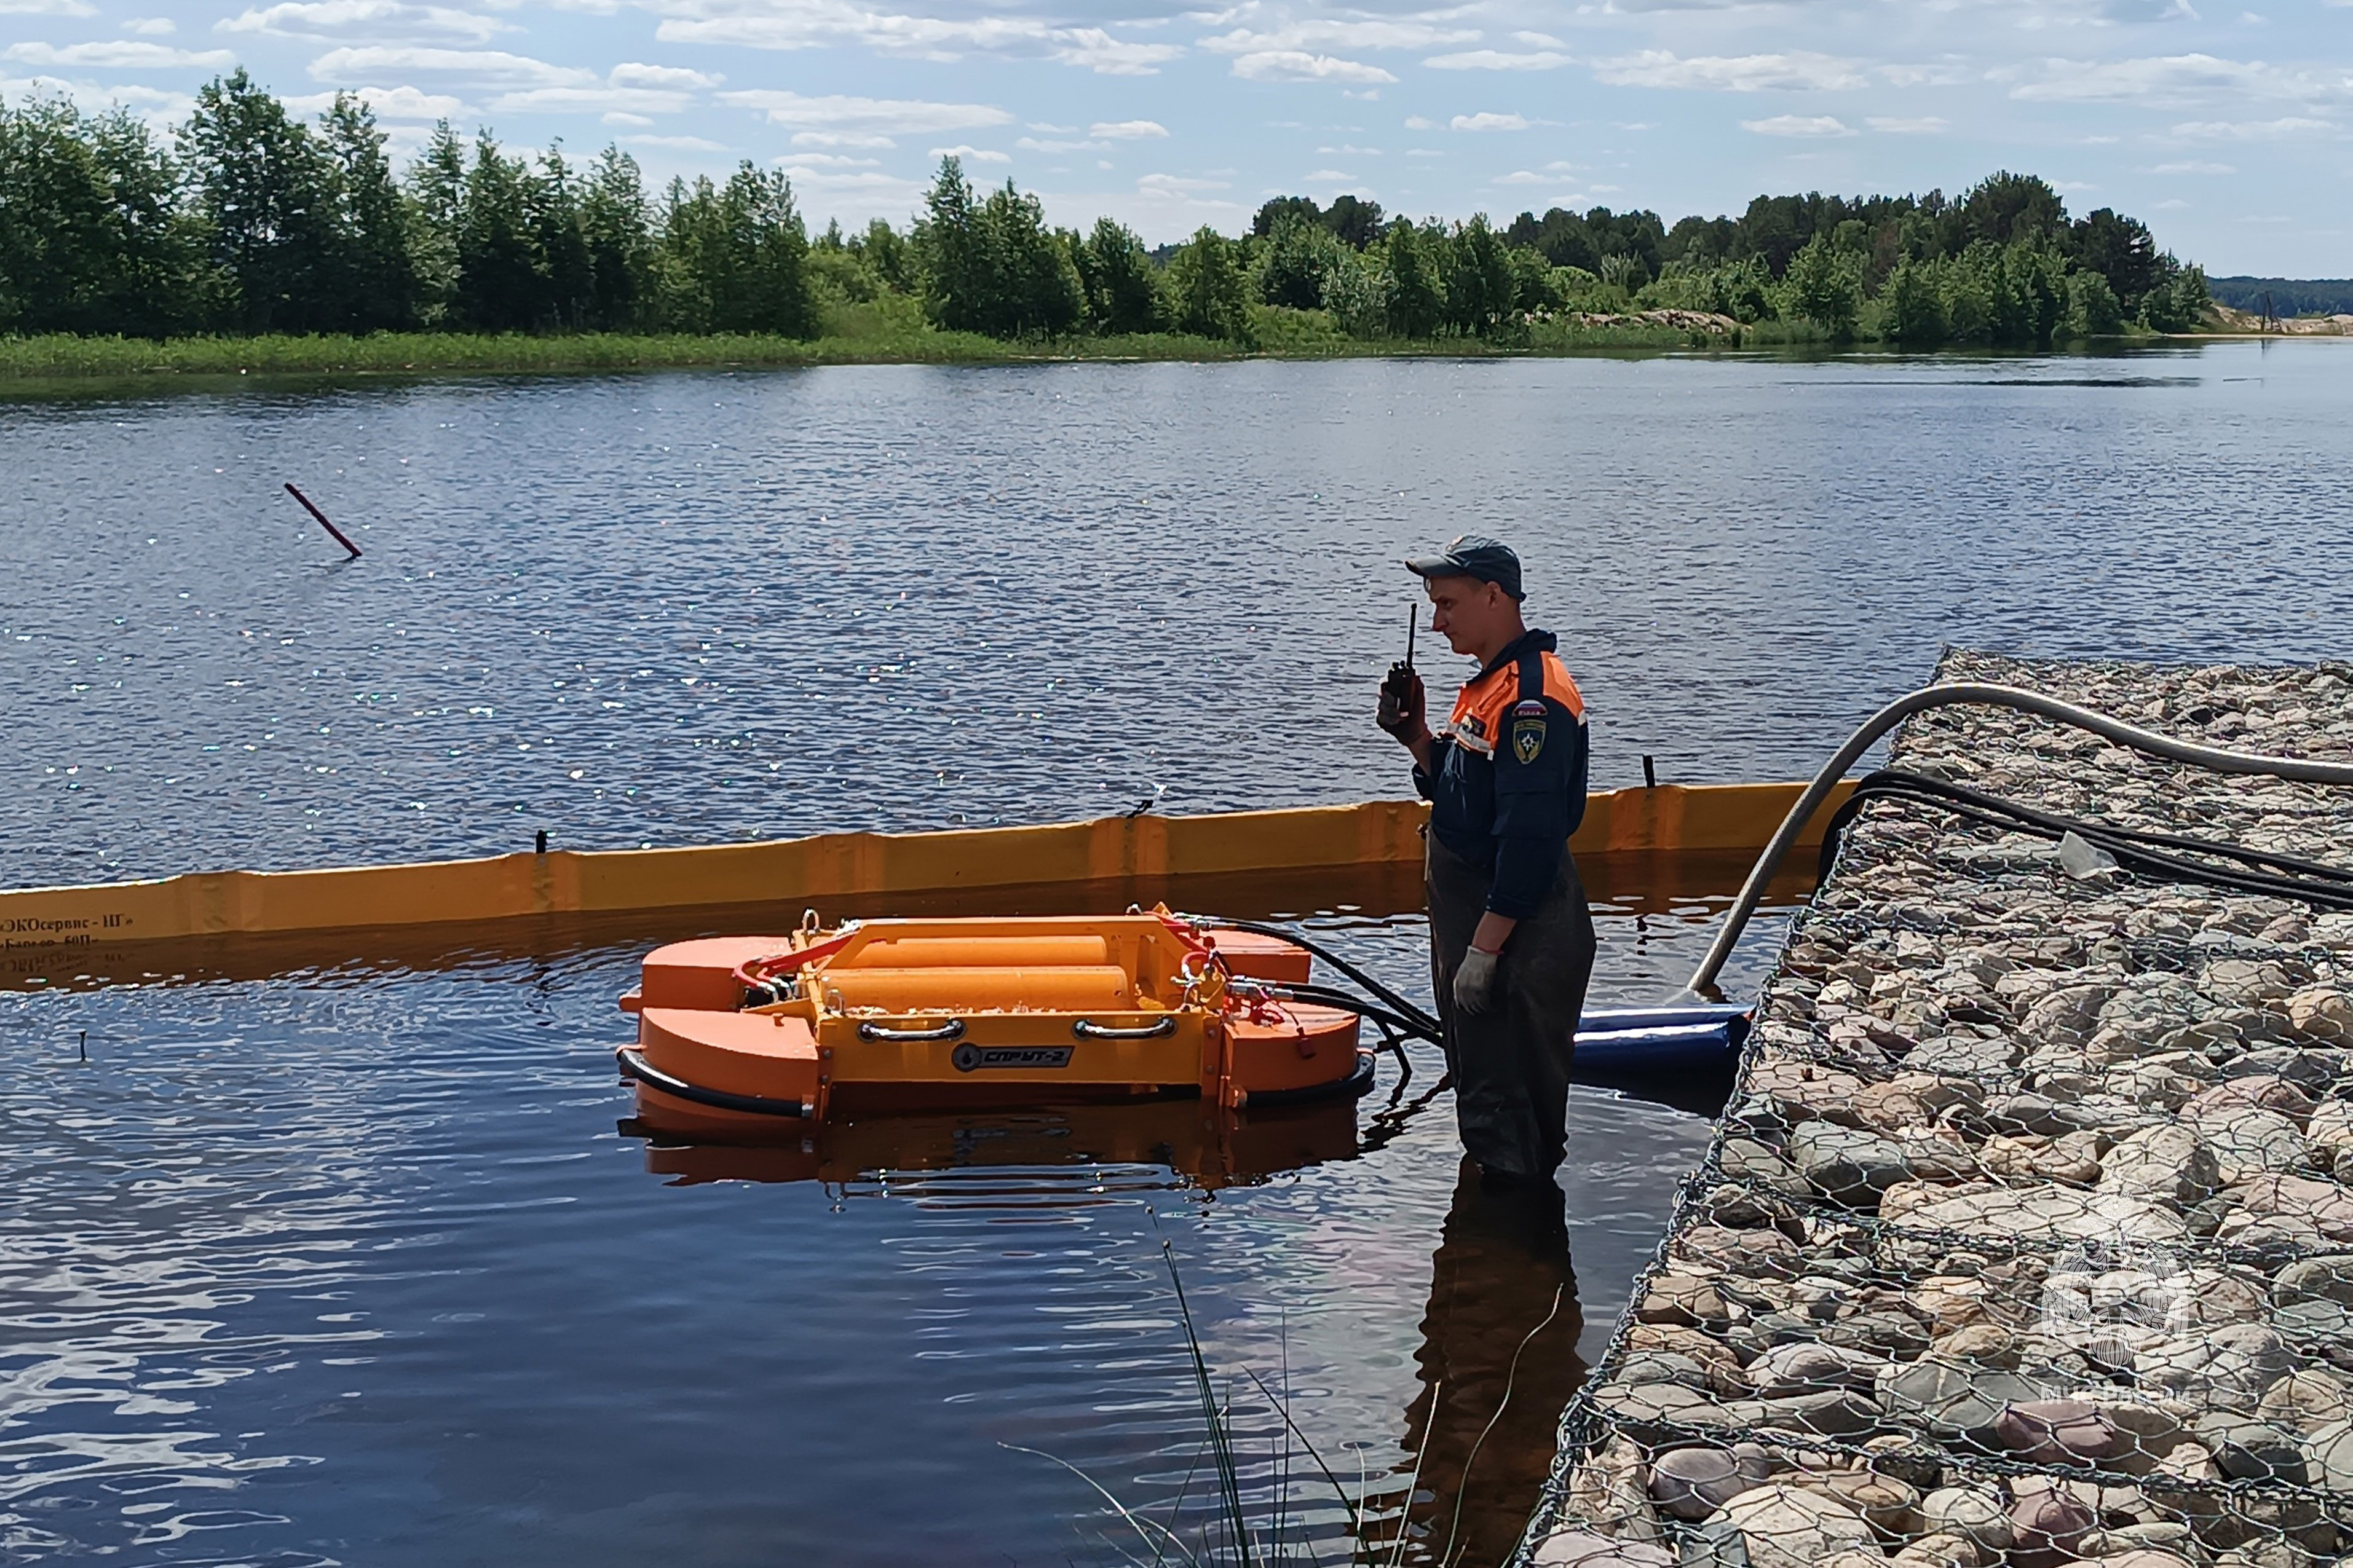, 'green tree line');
2,74,2209,349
